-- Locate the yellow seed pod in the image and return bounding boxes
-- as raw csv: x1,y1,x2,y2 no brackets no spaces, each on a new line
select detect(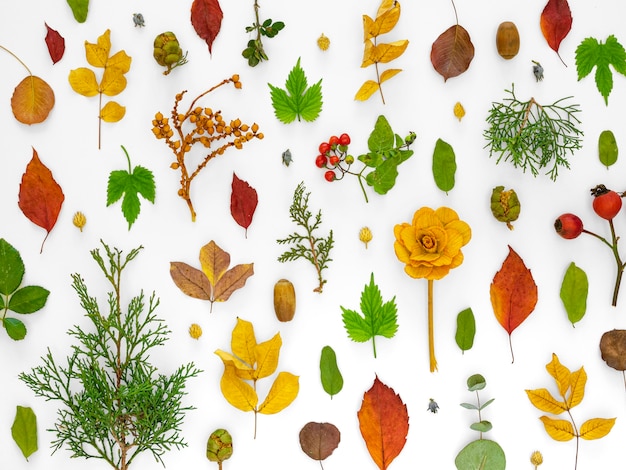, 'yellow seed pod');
73,212,86,232
189,323,202,339
454,102,466,121
359,227,373,248
530,451,543,467
317,33,330,51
